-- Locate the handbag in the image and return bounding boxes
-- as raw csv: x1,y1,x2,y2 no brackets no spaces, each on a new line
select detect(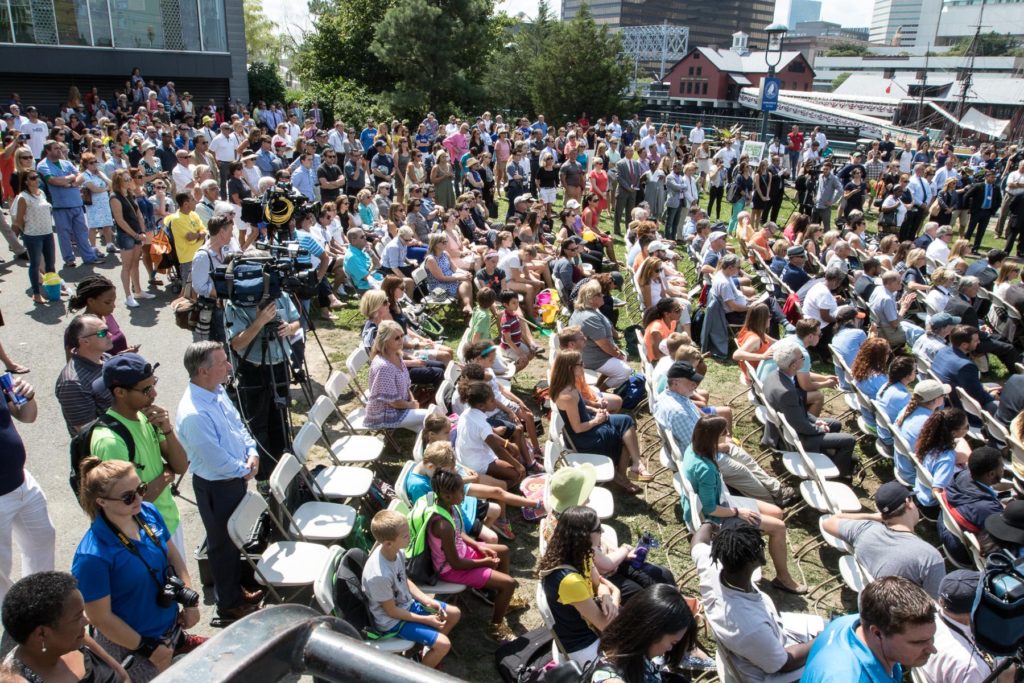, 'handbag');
80,186,92,205
928,197,942,217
